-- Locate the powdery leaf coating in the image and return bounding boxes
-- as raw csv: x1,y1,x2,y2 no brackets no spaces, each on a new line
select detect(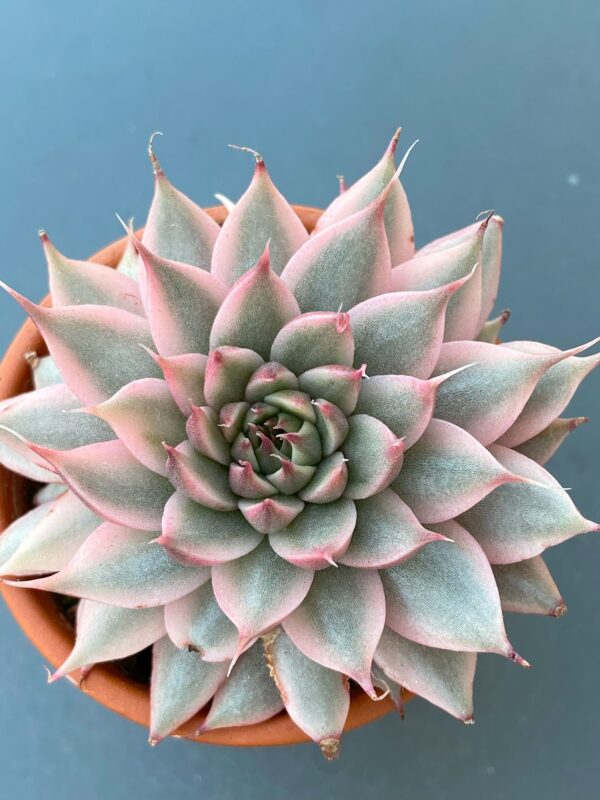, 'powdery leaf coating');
43,234,143,315
0,490,100,576
164,580,239,660
339,489,445,569
212,539,314,651
0,287,162,405
498,341,600,447
211,155,308,284
348,276,473,379
134,237,227,357
315,129,414,266
8,524,209,608
0,382,113,482
0,132,596,757
30,440,174,532
514,417,588,465
52,600,166,680
382,520,515,658
87,378,186,476
492,556,565,617
342,414,404,499
265,629,350,759
159,491,262,565
375,627,476,721
270,311,355,375
143,161,220,269
269,498,356,570
459,446,598,564
391,222,485,341
283,565,385,697
149,636,227,744
209,244,300,359
198,641,284,733
391,419,523,524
